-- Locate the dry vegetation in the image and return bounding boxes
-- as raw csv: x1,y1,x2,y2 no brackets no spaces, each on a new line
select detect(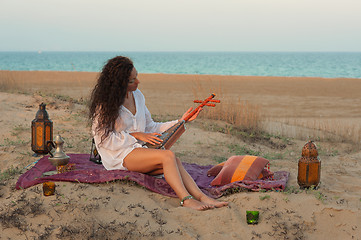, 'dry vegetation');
0,70,360,148
191,77,263,132
189,77,360,148
0,71,21,92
